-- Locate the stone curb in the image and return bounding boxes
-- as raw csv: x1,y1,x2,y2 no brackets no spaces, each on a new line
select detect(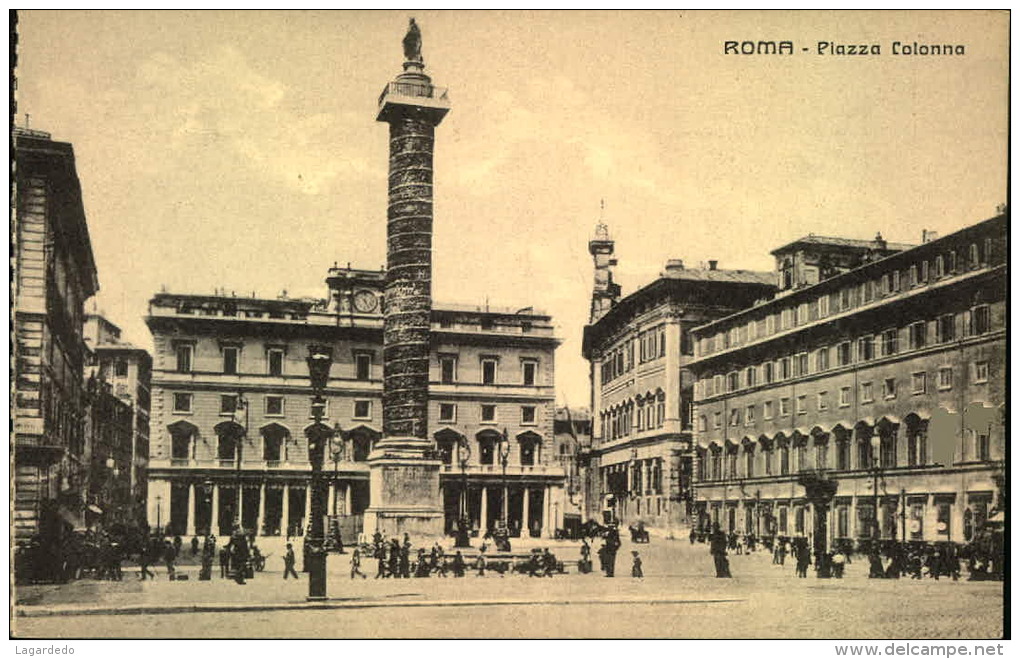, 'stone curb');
15,596,745,618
